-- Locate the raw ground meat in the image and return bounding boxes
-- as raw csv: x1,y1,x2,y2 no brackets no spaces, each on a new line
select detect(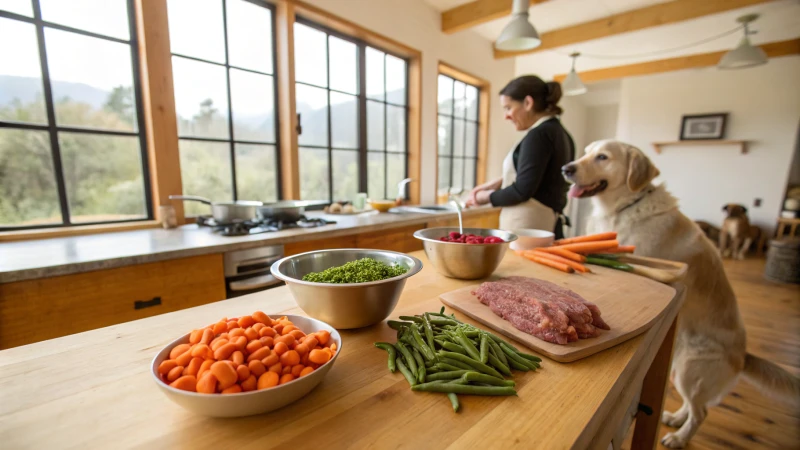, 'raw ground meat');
473,276,610,345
